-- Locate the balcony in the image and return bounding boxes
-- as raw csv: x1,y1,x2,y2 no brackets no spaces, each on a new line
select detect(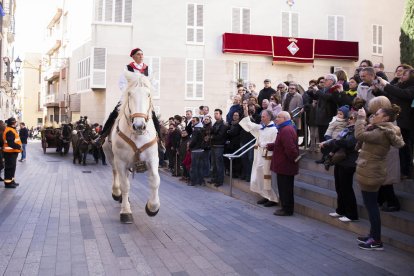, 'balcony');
44,93,59,107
